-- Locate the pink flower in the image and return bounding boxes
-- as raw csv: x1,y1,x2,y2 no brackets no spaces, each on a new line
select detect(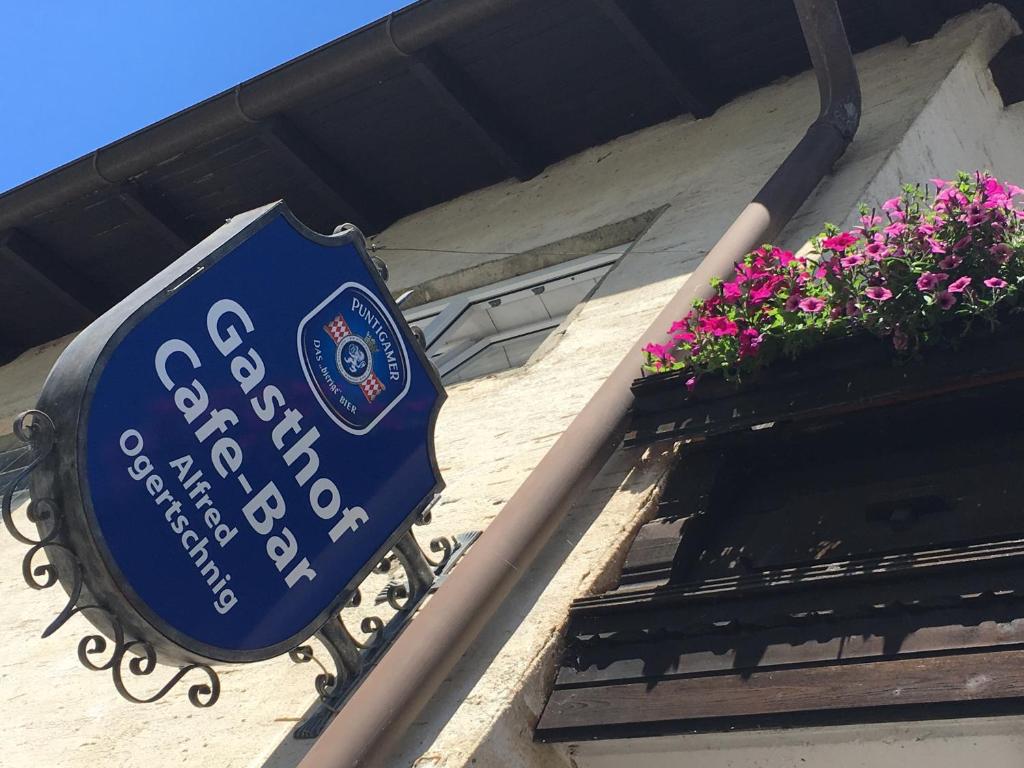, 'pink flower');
860,214,882,228
953,235,973,251
643,342,673,360
864,242,886,261
784,294,802,312
884,221,907,237
990,243,1013,264
777,250,796,266
963,202,988,227
821,232,858,251
685,376,697,392
722,281,743,302
948,276,972,293
738,328,763,358
698,315,739,337
931,178,948,189
882,197,902,213
865,286,893,301
925,237,947,255
840,253,865,268
916,272,941,291
938,253,963,270
798,297,826,313
846,300,861,317
984,277,1008,289
936,290,956,310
